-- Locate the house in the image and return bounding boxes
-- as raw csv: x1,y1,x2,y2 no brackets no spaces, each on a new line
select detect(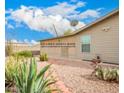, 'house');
40,9,119,64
